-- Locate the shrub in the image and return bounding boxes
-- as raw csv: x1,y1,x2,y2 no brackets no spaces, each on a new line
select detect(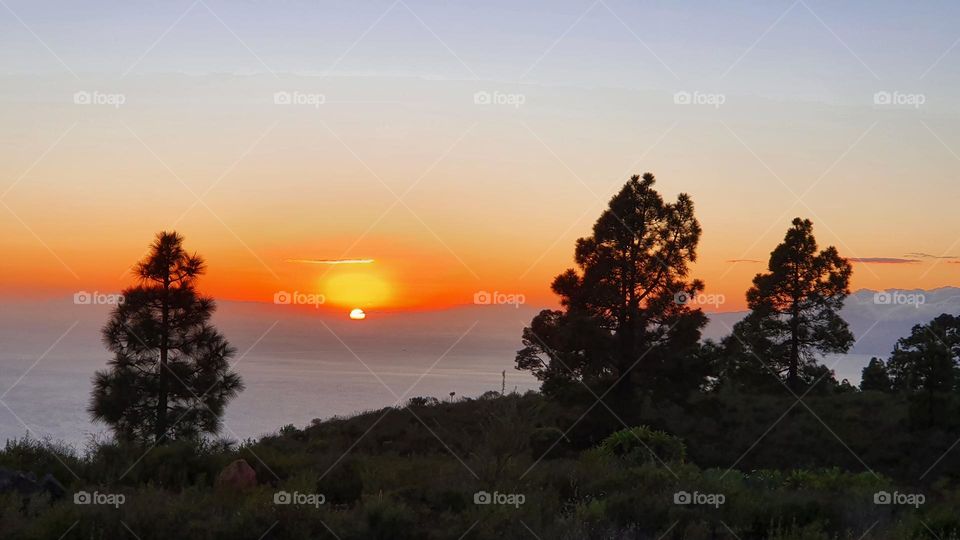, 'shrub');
595,426,686,466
